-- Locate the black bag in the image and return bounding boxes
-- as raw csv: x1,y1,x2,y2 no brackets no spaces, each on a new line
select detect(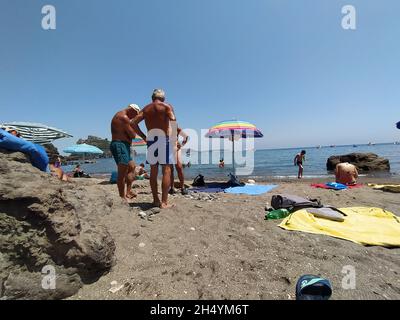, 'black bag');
192,174,205,187
271,194,323,212
227,173,245,187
